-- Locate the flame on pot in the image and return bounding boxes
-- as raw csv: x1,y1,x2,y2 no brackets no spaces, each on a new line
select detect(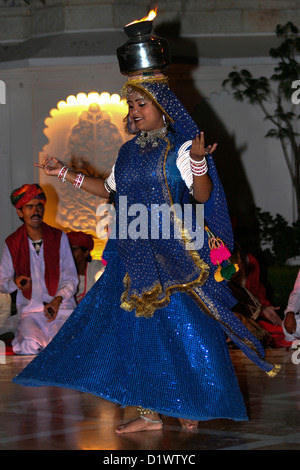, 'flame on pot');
126,6,158,26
